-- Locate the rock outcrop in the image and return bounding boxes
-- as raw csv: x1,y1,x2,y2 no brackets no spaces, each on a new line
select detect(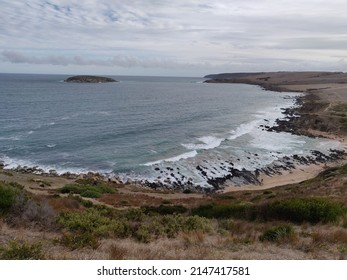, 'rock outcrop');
65,75,117,83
